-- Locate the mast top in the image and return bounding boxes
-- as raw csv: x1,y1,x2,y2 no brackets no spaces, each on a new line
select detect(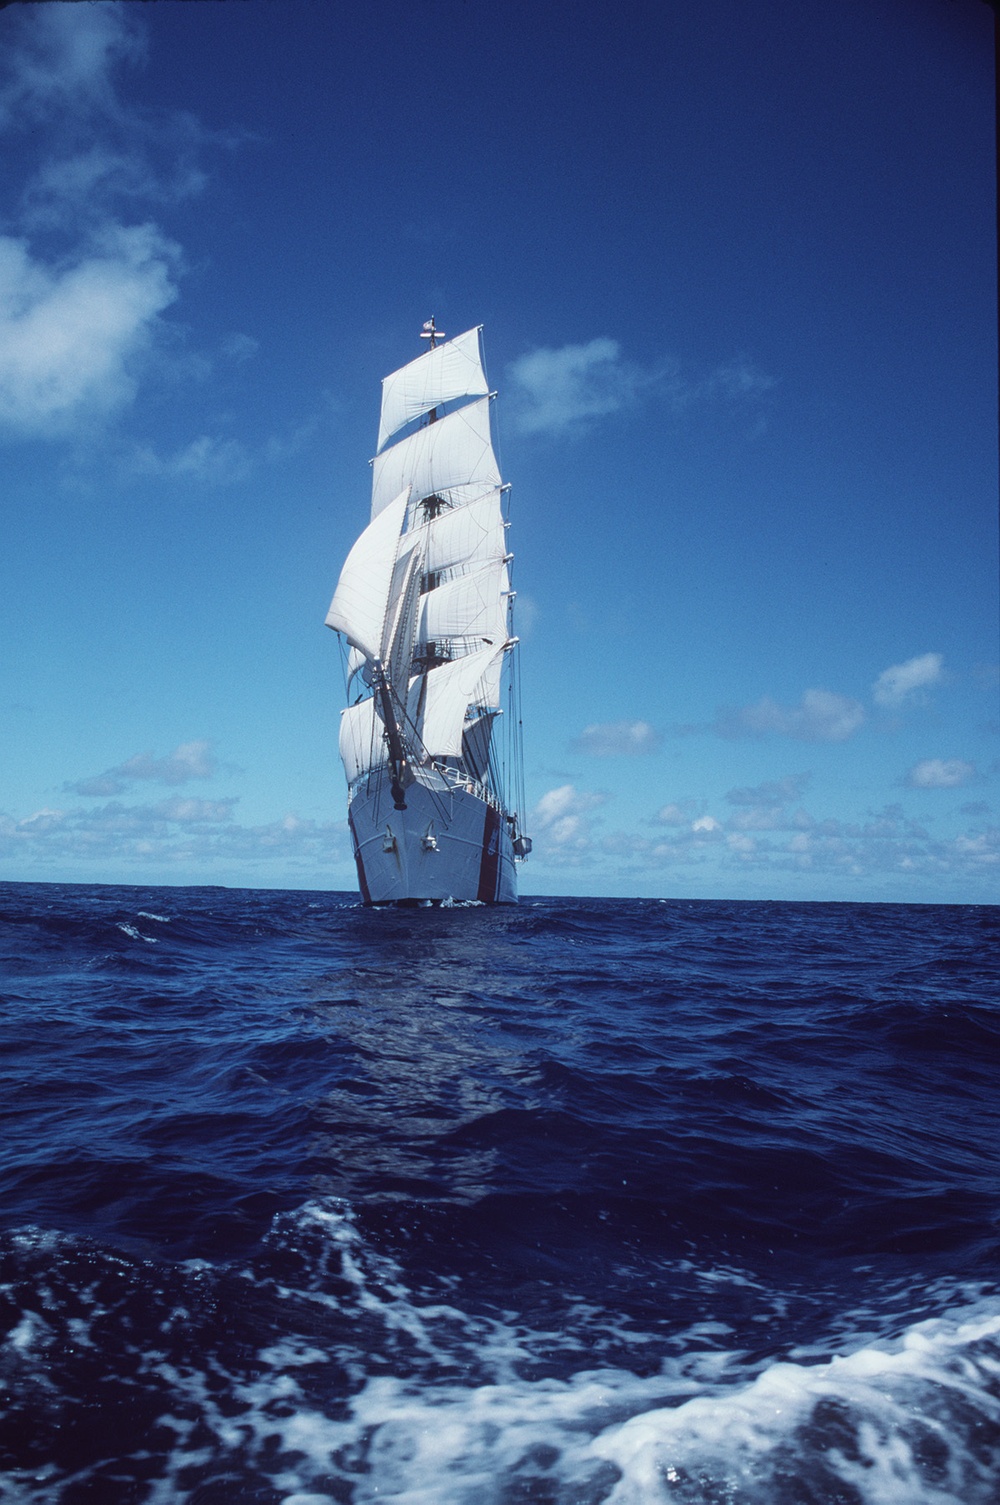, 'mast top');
420,316,445,351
